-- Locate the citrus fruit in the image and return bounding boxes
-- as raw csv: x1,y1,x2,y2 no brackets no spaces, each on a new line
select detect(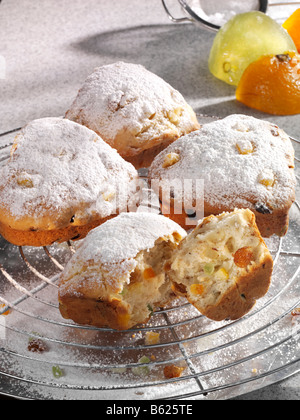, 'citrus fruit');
283,9,300,53
236,51,300,115
208,11,297,86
